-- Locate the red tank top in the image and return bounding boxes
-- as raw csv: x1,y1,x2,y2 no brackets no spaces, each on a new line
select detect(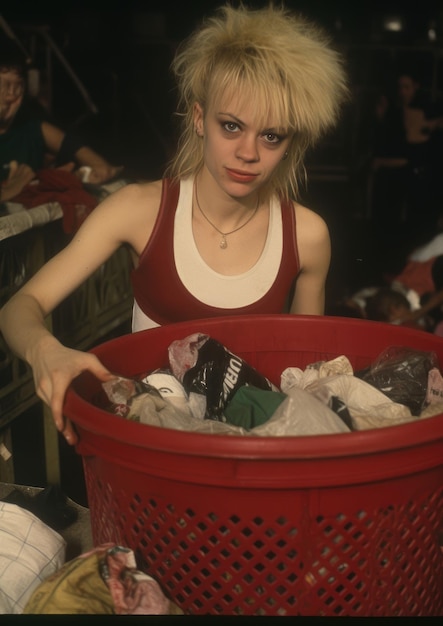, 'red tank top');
131,178,300,326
